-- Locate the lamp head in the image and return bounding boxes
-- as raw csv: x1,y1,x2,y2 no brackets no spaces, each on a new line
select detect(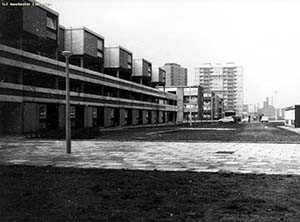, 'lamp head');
62,51,72,58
